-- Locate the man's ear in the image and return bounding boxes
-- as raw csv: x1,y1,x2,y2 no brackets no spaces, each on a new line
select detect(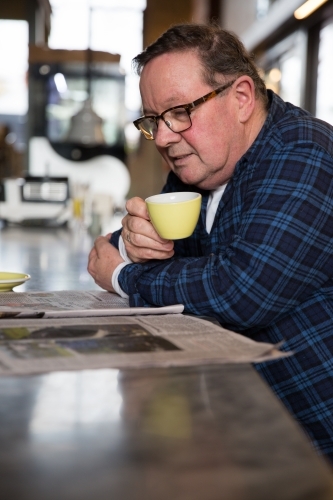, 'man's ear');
234,76,256,123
